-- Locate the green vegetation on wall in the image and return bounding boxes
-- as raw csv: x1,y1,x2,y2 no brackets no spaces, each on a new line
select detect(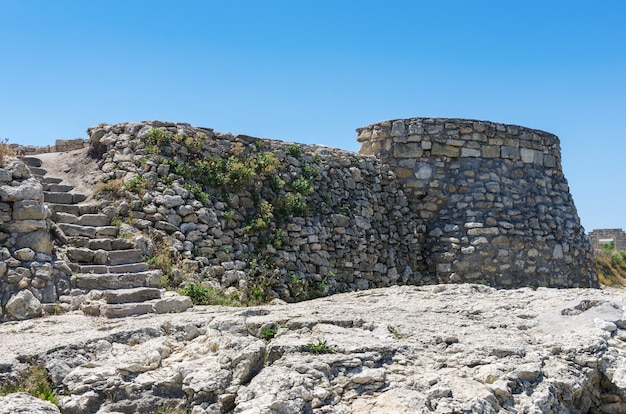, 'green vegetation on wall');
131,128,325,304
